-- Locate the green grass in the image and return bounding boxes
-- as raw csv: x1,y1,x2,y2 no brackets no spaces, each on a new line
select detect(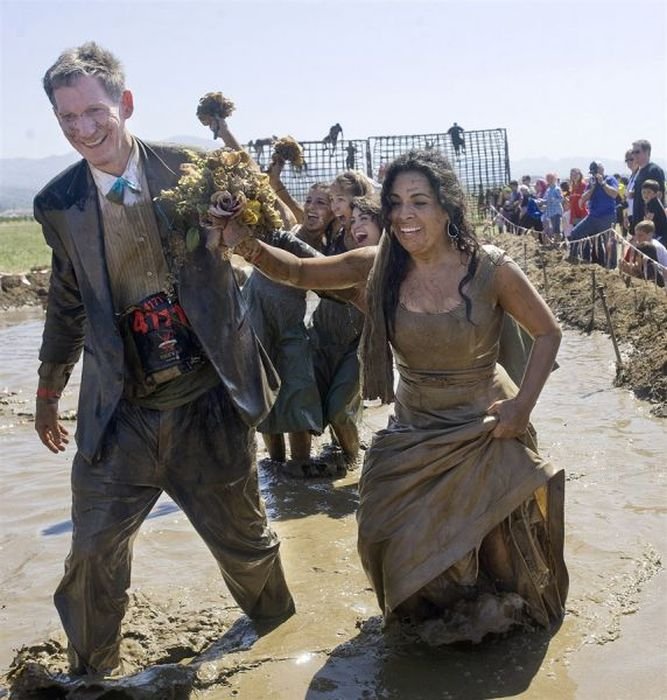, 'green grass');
0,219,51,273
